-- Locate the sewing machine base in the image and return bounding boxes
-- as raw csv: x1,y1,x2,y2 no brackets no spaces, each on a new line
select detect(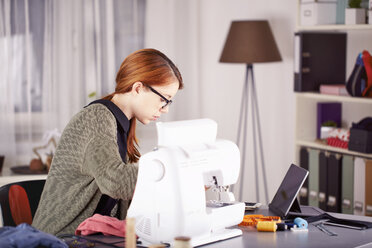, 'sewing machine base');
138,228,242,248
191,228,242,247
